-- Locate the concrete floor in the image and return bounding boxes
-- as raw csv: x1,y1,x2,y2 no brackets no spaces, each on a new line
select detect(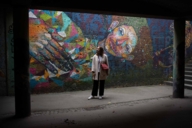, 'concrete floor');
1,84,192,128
